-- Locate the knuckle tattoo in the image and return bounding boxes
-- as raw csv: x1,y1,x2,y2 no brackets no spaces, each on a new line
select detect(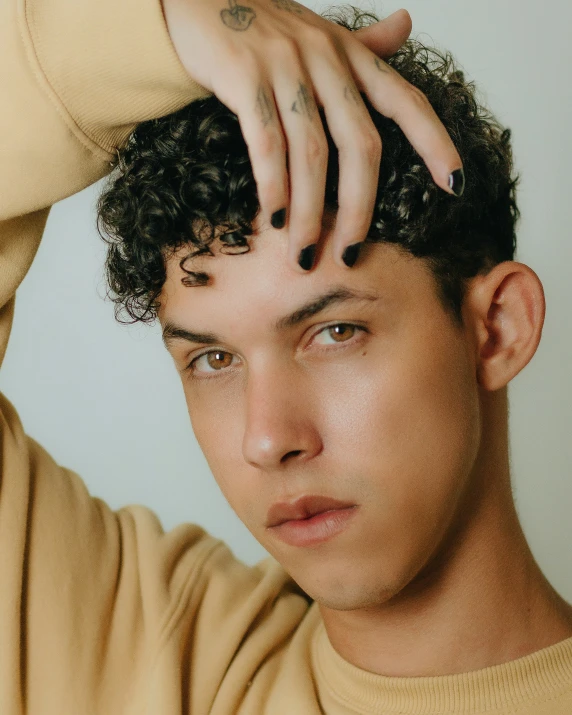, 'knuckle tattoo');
291,82,317,121
256,86,275,127
343,84,362,106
